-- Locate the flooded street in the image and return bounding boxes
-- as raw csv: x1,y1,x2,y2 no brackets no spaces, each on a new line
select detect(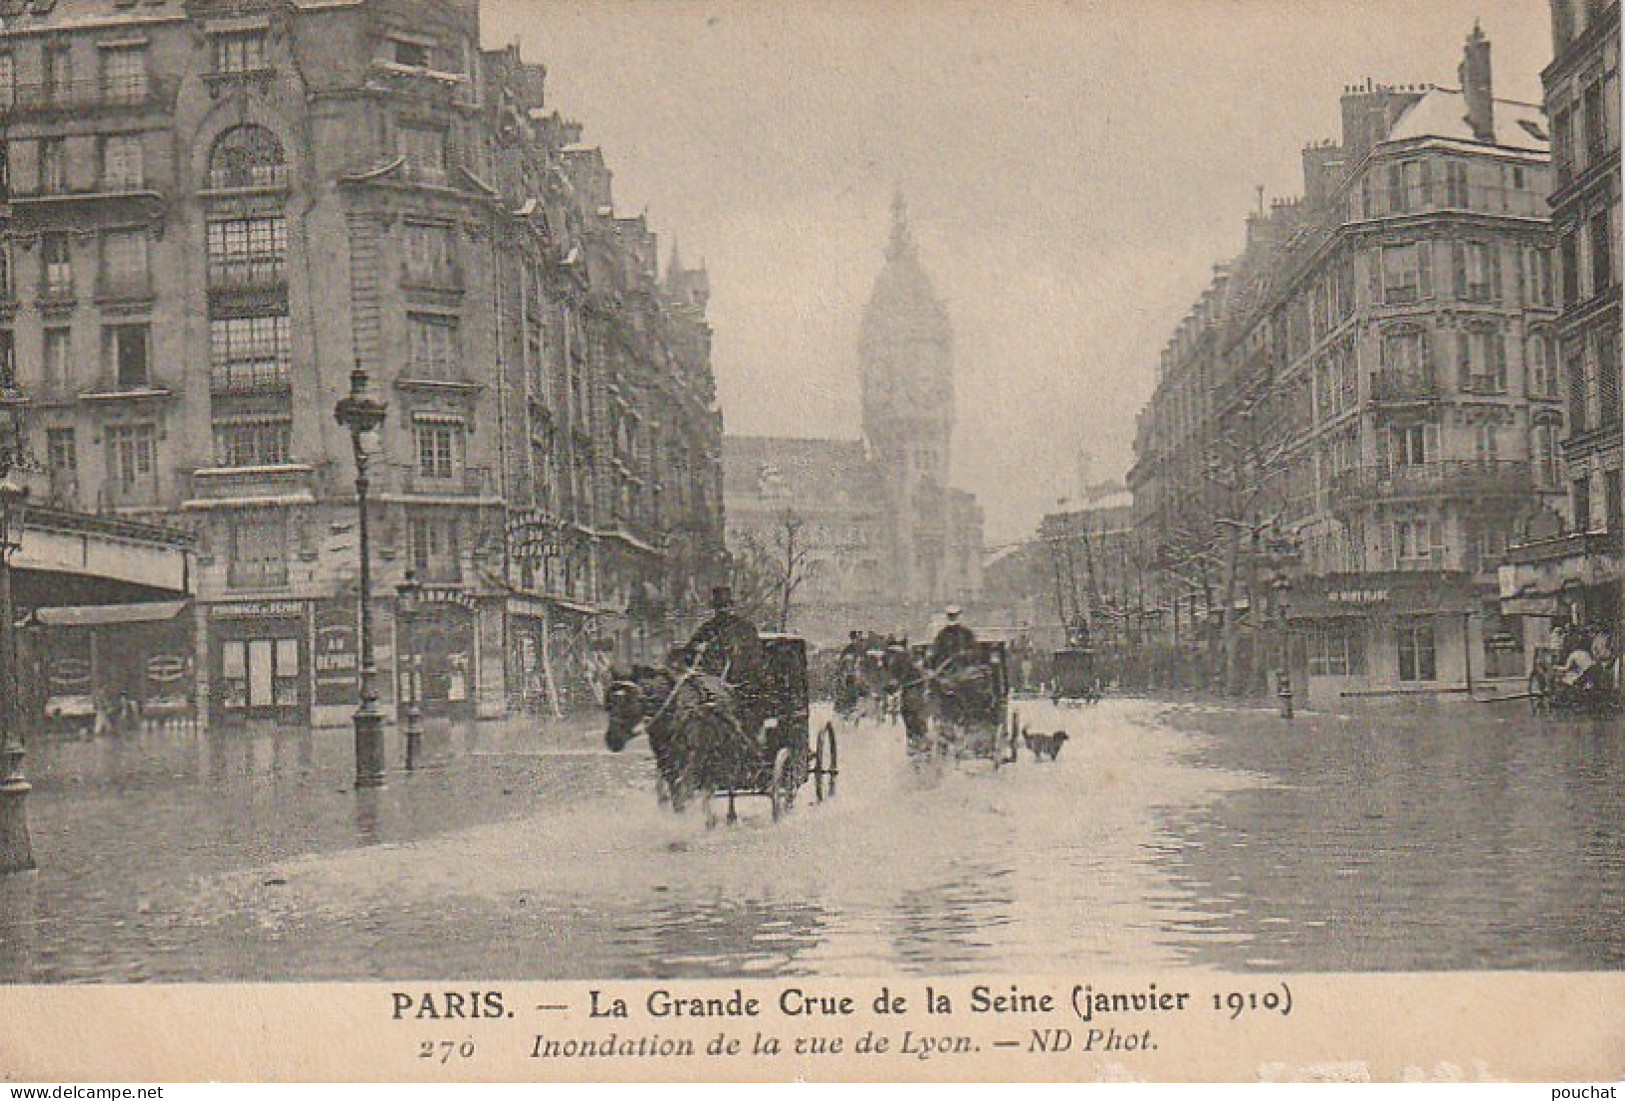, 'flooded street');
1,697,1621,981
